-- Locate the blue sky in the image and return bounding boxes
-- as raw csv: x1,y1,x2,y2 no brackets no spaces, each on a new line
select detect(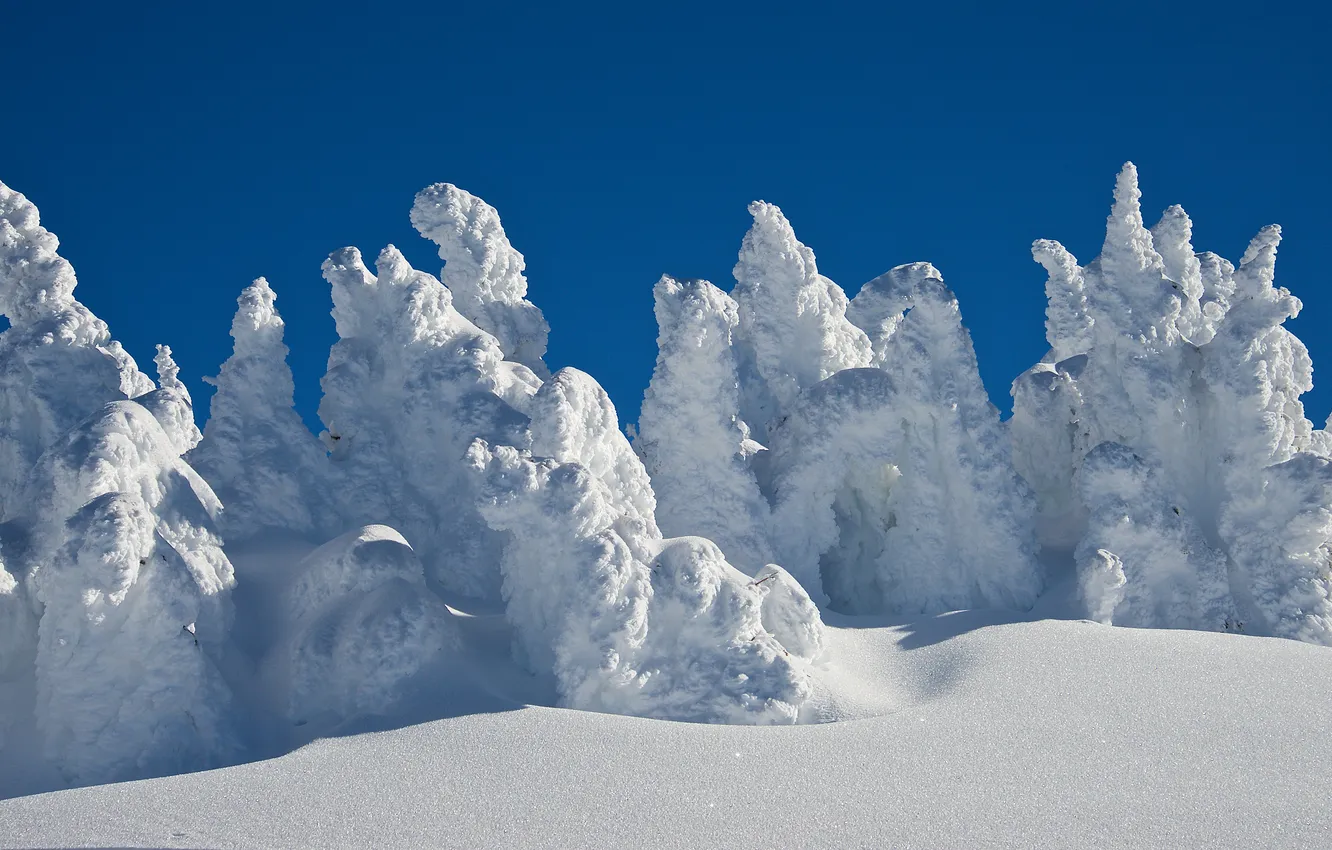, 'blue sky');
3,2,1328,429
